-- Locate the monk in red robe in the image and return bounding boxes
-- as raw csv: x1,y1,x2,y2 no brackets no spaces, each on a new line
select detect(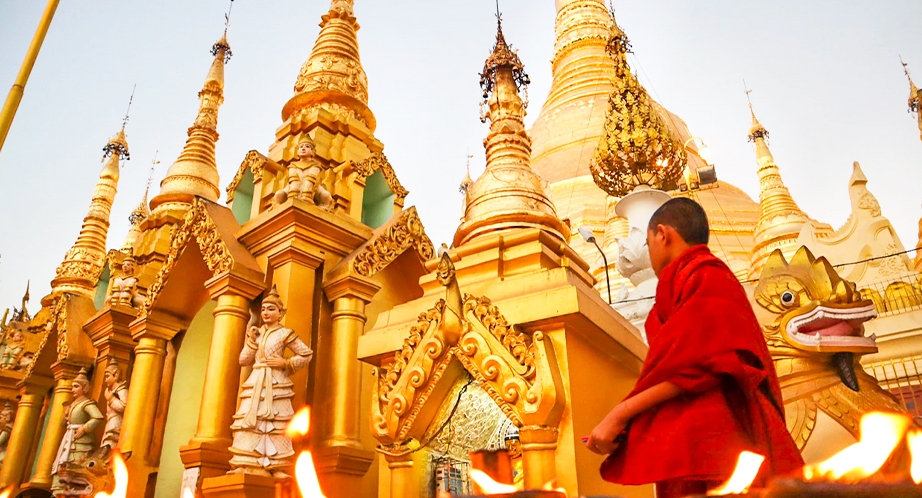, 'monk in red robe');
585,198,803,497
